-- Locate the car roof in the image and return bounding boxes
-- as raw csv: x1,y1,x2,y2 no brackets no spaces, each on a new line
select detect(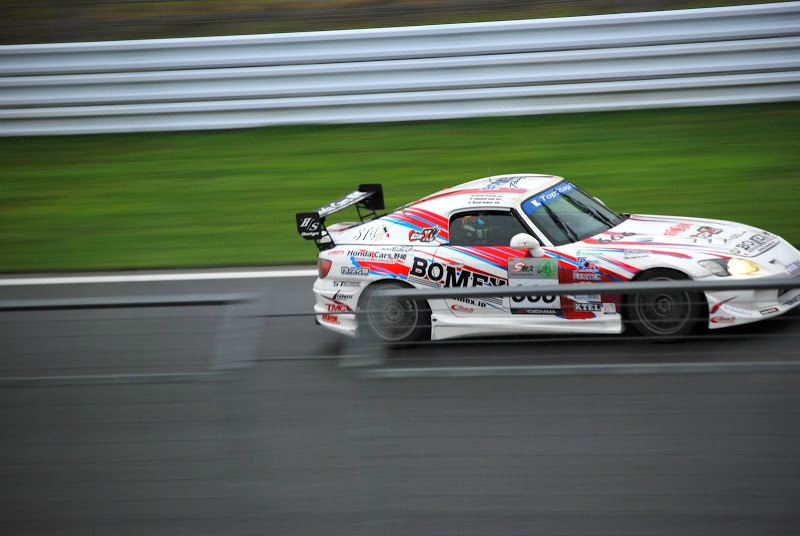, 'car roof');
410,174,565,213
